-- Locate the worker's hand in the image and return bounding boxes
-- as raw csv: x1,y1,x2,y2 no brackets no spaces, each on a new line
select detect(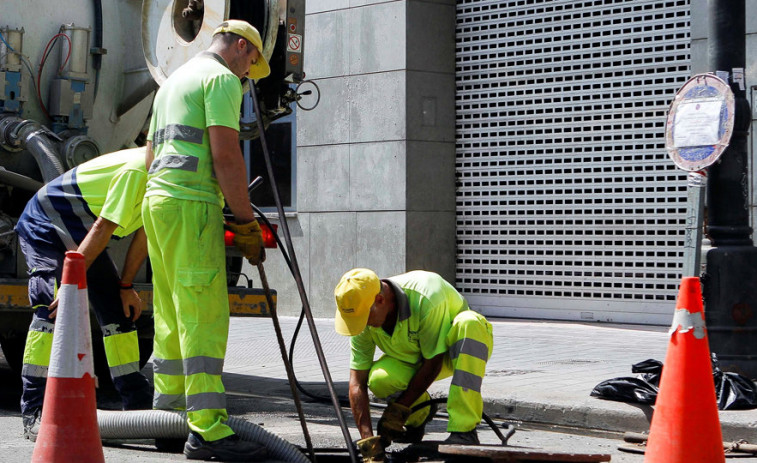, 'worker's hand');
226,220,265,265
120,288,142,321
356,436,384,462
48,298,59,319
376,402,412,445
